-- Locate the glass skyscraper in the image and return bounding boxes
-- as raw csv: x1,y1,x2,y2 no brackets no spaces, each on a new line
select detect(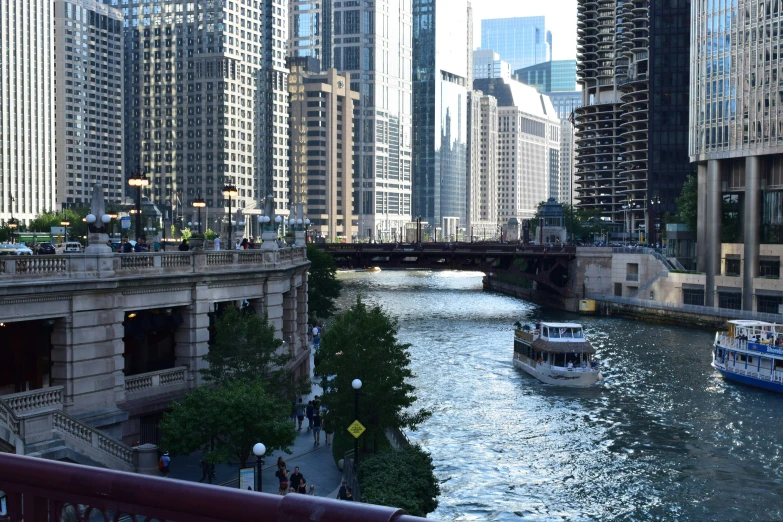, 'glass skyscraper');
480,17,551,72
413,0,470,233
515,60,577,93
